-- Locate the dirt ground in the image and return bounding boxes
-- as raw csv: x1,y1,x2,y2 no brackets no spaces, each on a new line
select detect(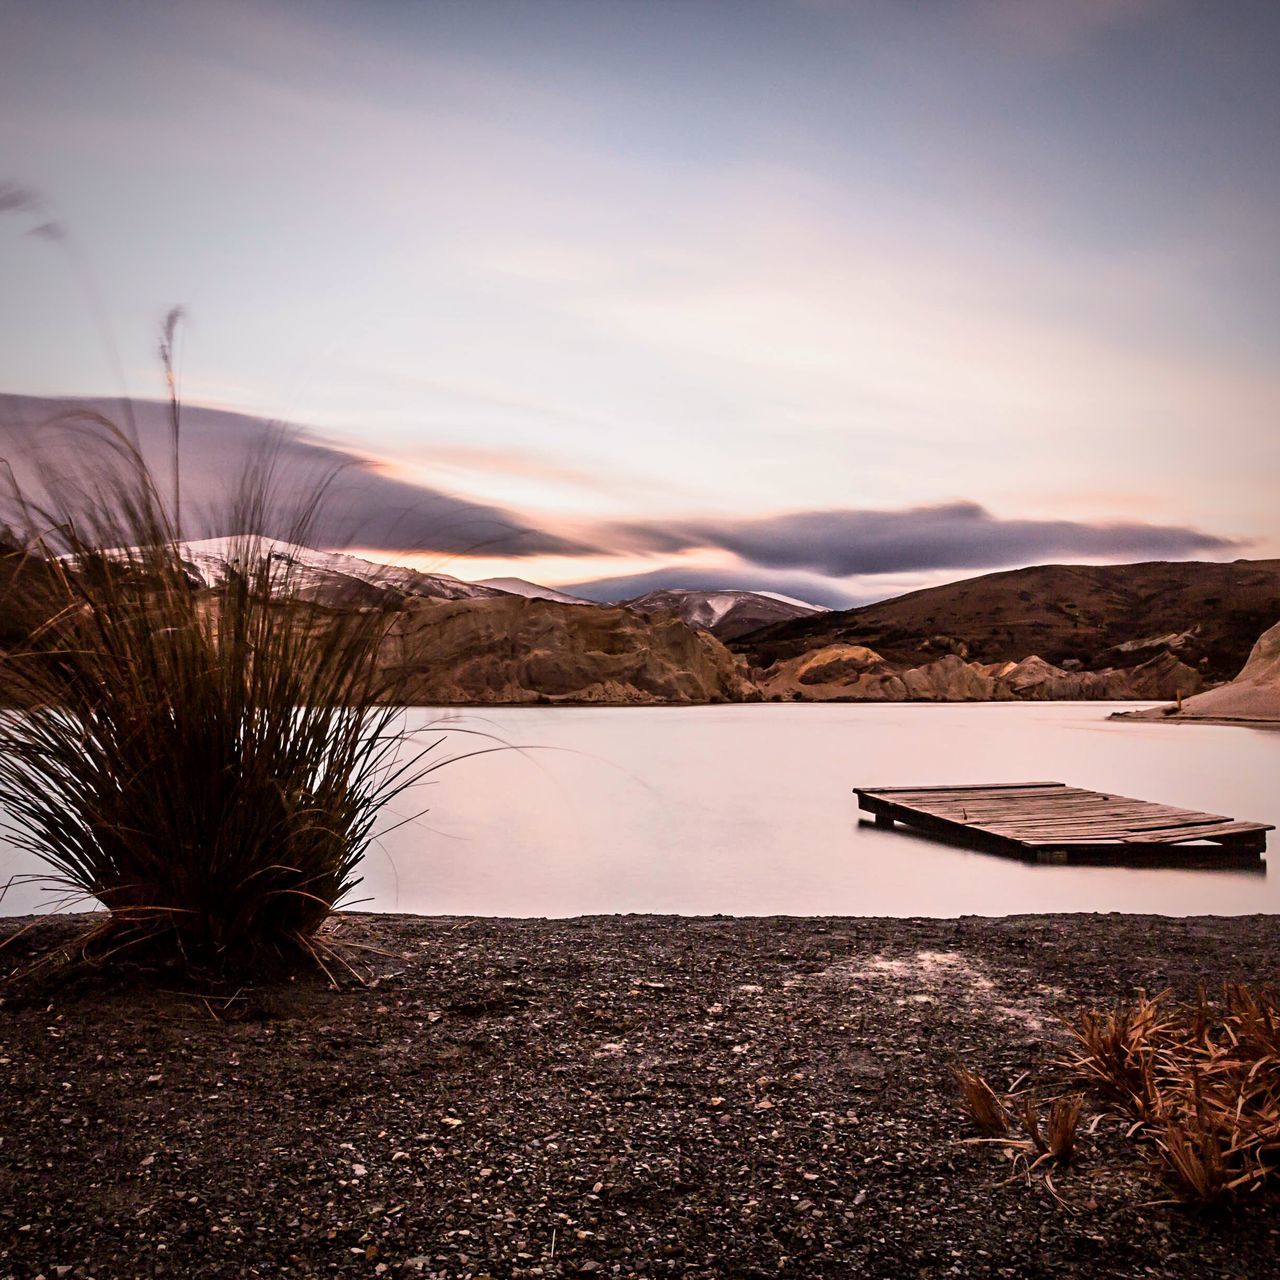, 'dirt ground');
2,912,1278,1279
